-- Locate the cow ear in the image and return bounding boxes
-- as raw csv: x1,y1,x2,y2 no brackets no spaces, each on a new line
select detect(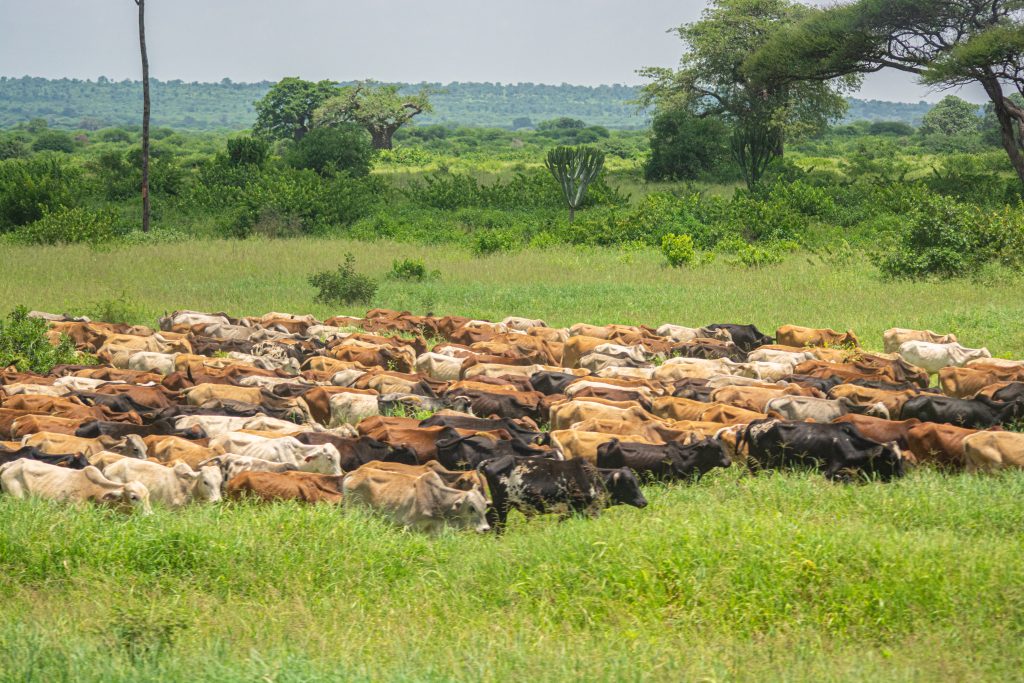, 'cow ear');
101,491,121,503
